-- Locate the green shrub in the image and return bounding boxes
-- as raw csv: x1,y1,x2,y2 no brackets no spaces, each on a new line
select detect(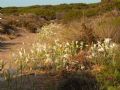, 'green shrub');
1,2,120,21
